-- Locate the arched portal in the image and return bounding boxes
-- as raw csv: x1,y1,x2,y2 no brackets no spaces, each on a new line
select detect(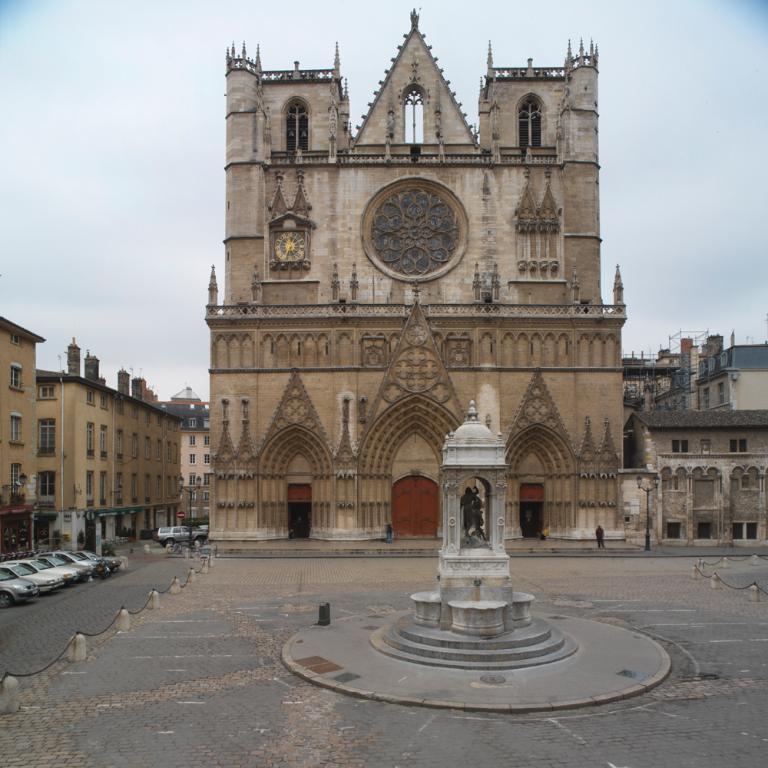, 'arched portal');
258,425,333,538
392,475,439,537
506,425,576,537
358,395,459,538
